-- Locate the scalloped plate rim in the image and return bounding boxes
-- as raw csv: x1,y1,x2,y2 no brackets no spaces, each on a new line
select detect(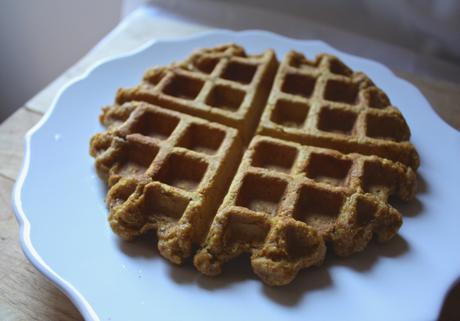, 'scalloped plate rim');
11,29,460,321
